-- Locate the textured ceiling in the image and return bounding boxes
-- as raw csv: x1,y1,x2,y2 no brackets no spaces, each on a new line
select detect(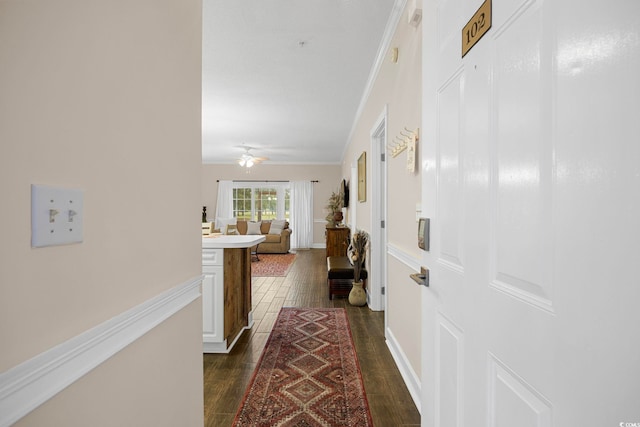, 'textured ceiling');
202,0,398,165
